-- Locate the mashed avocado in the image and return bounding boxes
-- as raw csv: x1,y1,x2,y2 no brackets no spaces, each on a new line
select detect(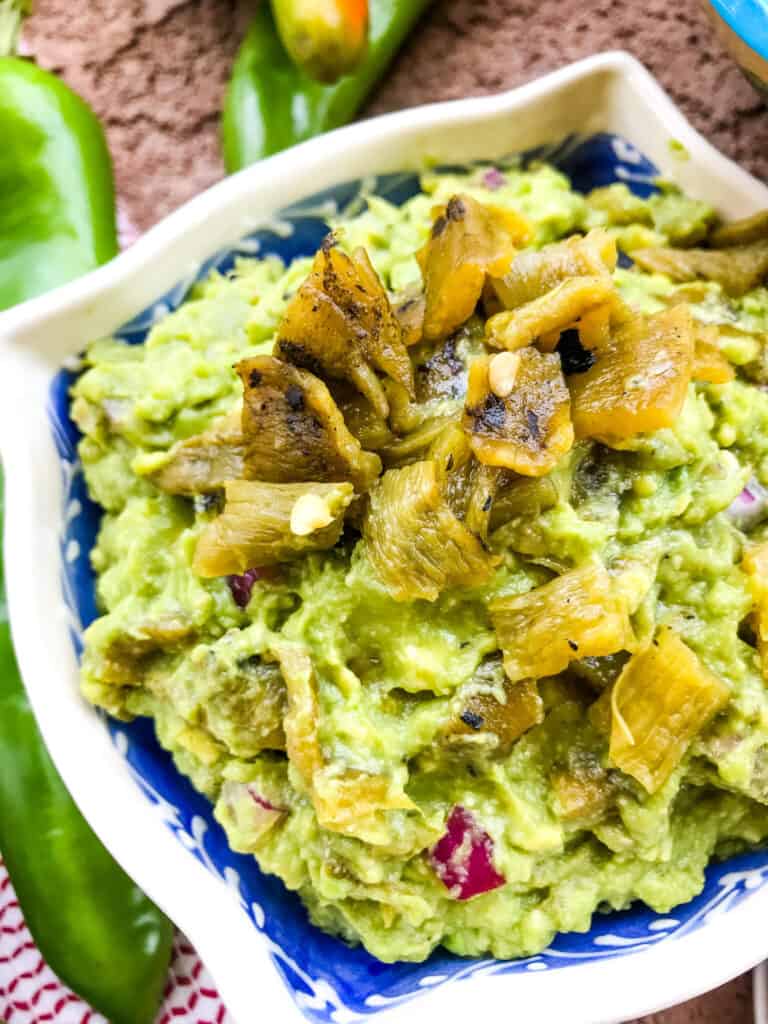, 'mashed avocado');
71,165,768,963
